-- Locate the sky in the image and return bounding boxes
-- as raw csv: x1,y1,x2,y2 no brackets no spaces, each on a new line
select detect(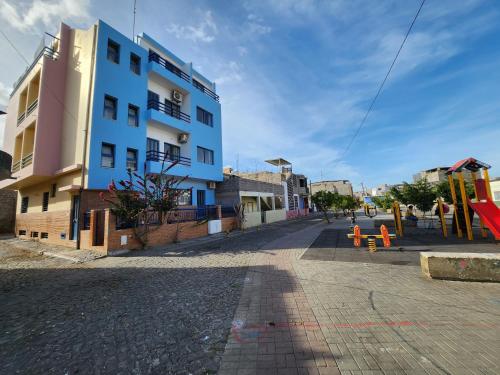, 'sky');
0,0,499,191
